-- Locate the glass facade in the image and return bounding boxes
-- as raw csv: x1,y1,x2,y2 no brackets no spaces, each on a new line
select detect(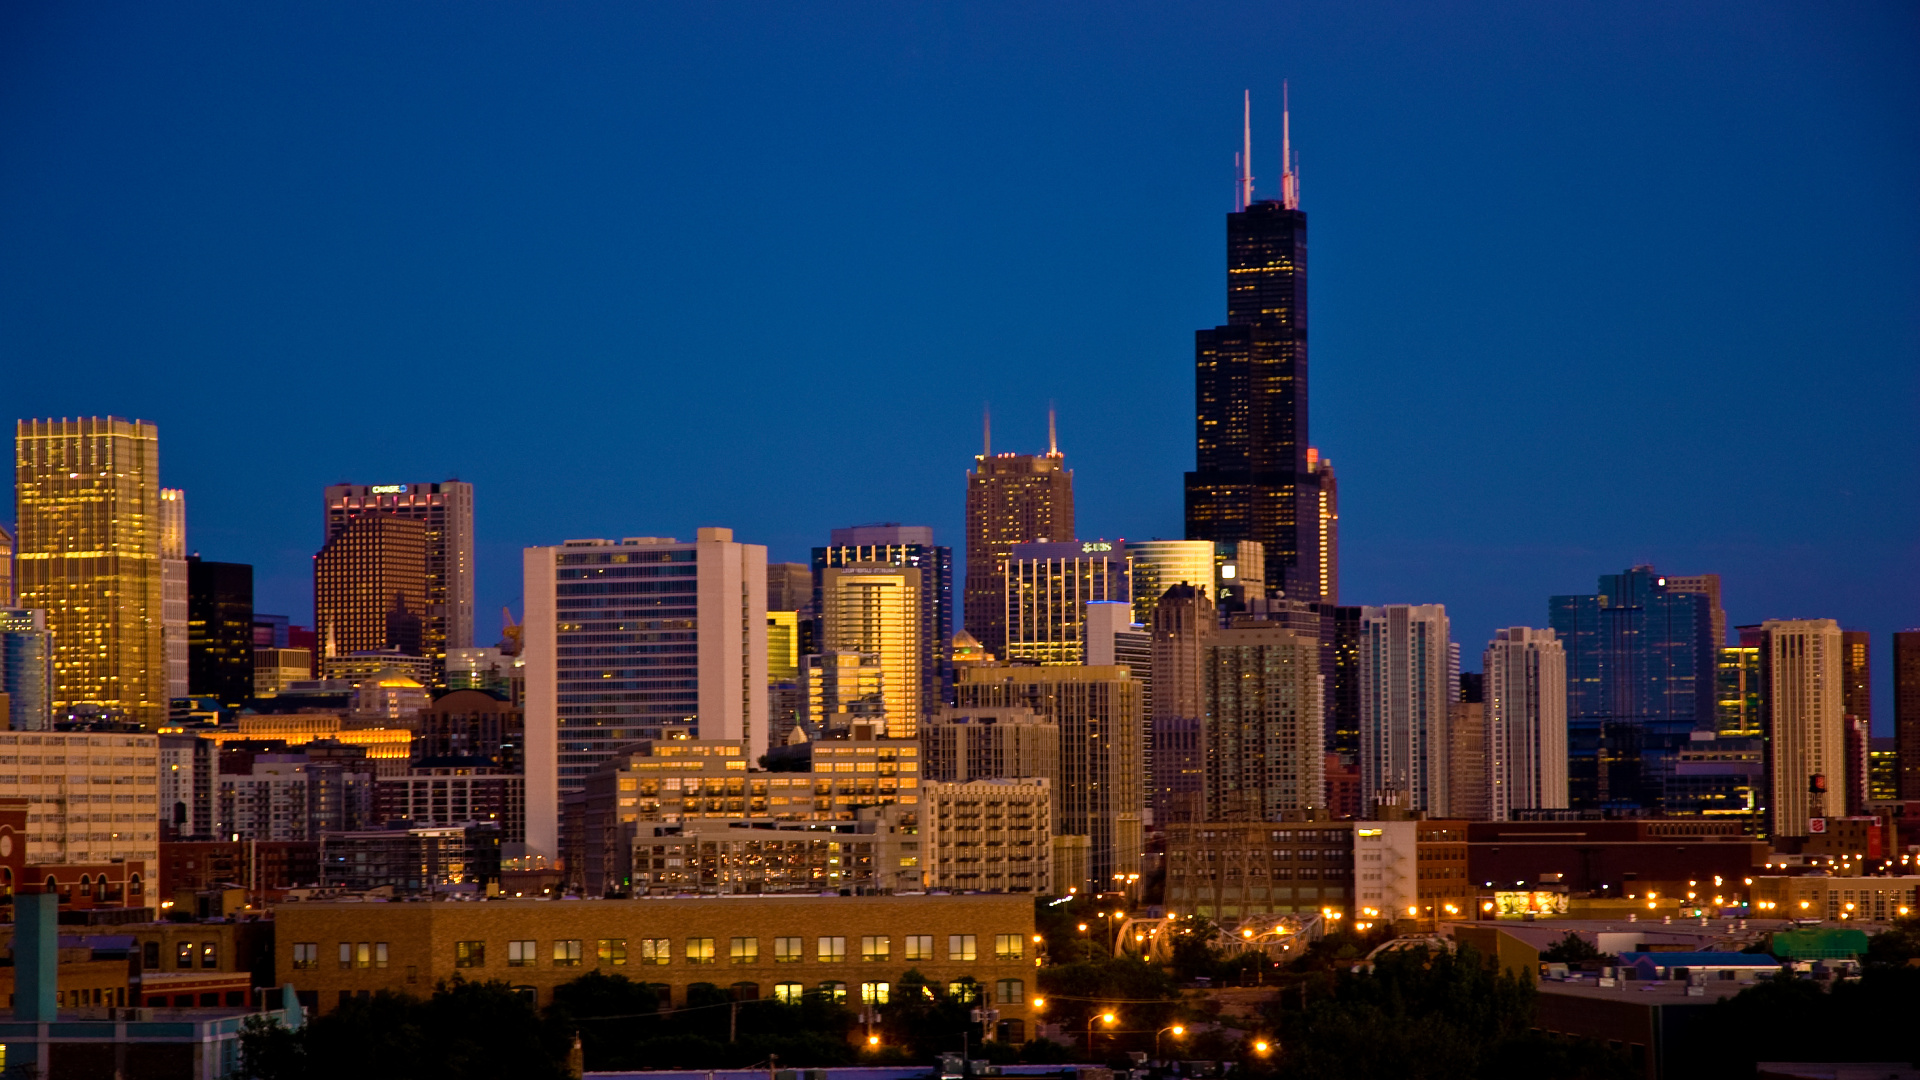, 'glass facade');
813,536,953,714
554,547,699,789
1184,201,1320,601
0,608,53,730
1549,567,1716,811
1003,542,1131,666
